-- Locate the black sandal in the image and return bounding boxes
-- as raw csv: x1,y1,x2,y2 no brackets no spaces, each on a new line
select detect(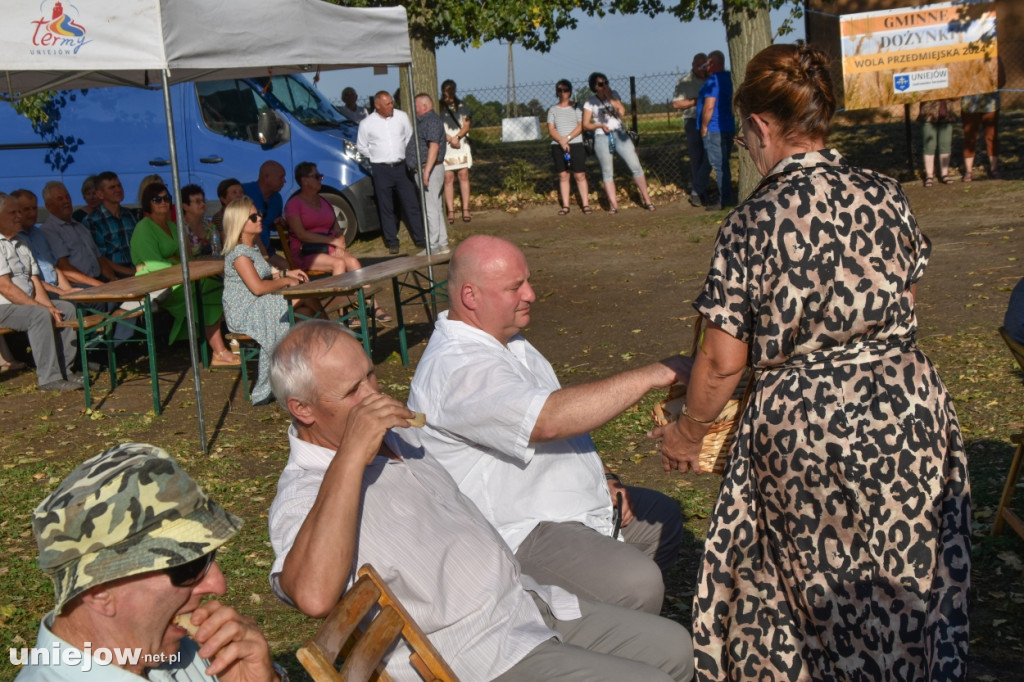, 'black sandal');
582,206,593,215
558,206,570,216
